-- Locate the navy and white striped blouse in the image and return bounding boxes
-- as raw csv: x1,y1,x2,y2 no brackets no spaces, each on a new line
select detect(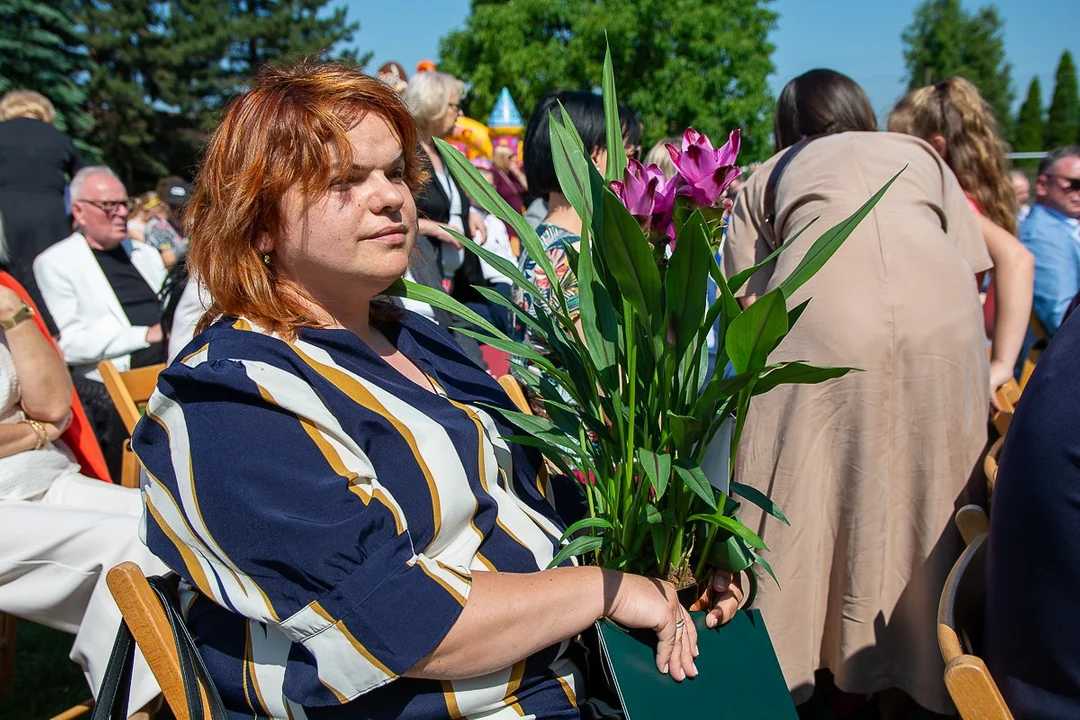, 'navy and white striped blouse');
133,311,582,719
